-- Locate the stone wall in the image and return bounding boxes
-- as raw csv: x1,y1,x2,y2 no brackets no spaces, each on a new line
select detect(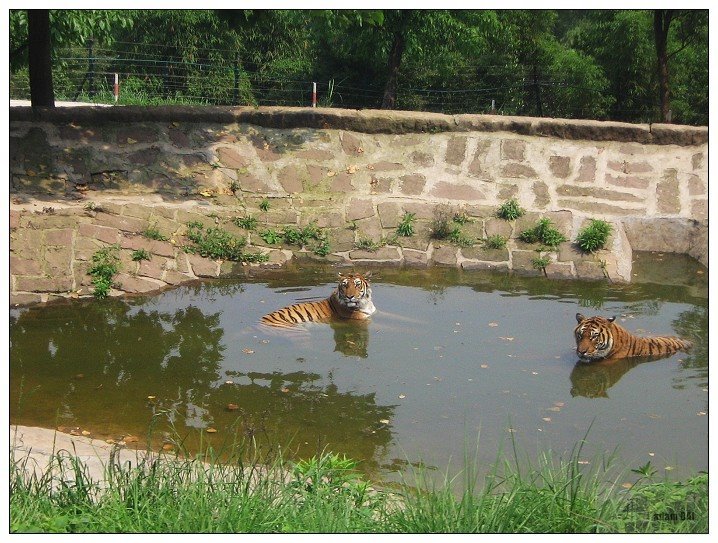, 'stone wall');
9,106,708,305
